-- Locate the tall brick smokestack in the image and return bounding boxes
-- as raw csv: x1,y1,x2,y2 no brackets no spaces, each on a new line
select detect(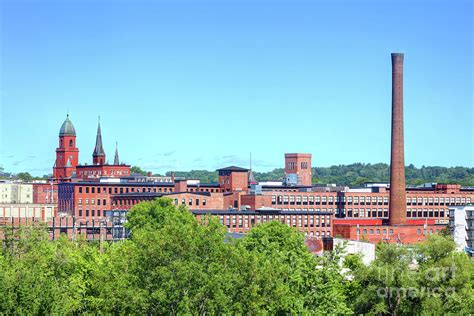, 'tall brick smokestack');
389,53,407,225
